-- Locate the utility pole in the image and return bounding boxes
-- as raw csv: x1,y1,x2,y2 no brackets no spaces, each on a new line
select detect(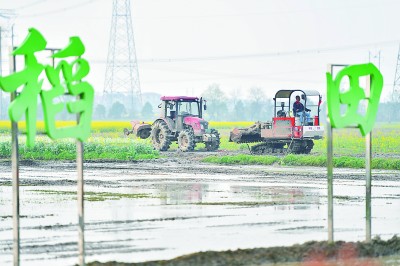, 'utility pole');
368,50,381,70
103,0,142,110
0,9,17,119
392,44,400,103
